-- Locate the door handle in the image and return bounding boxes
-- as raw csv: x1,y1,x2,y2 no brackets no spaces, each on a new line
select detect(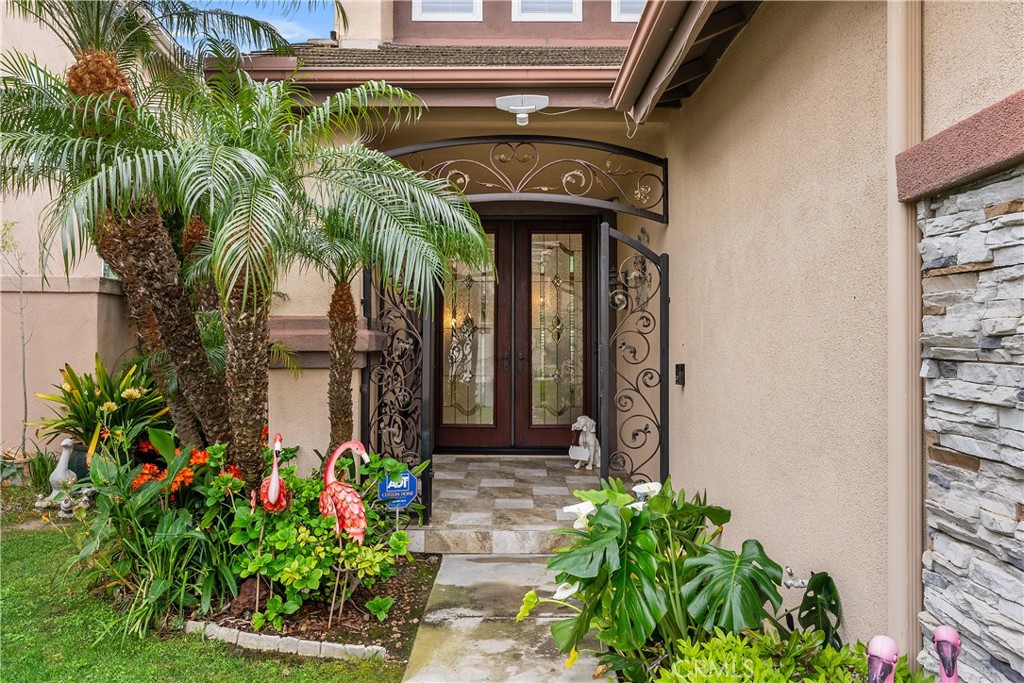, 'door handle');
517,349,525,374
502,349,510,374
